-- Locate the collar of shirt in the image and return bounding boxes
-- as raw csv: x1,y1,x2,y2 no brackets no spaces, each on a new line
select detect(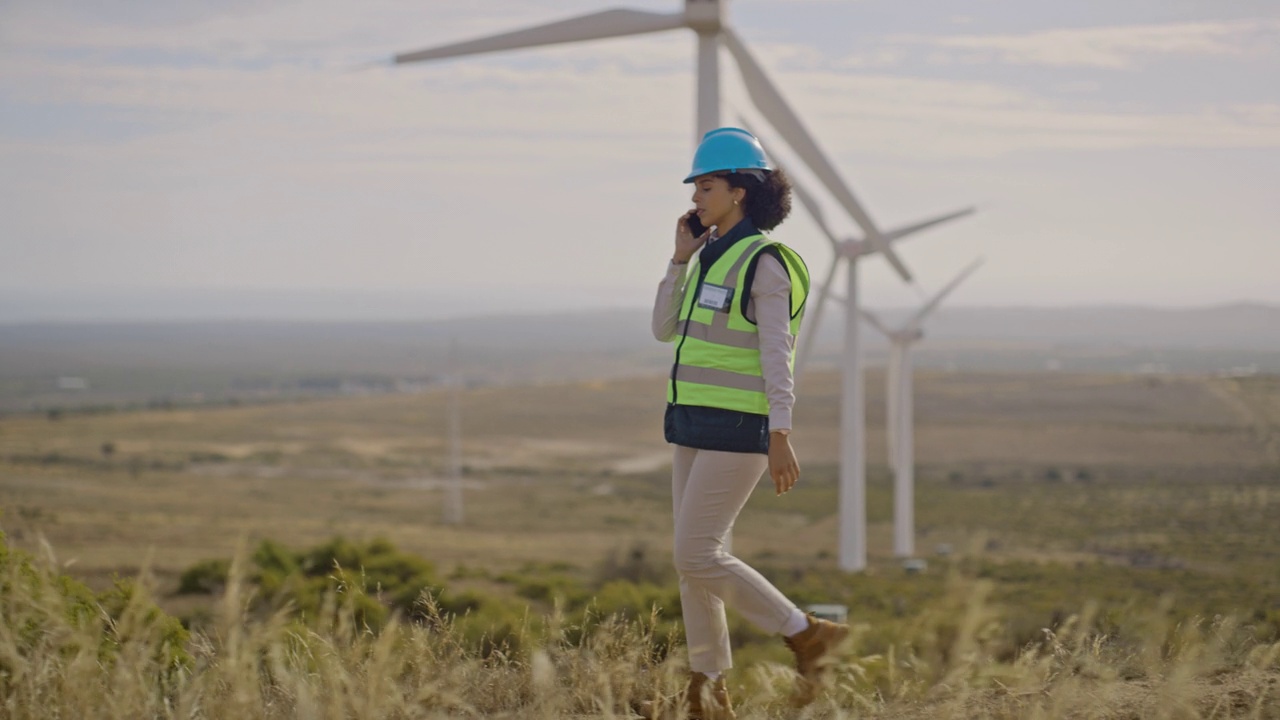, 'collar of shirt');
699,217,759,271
